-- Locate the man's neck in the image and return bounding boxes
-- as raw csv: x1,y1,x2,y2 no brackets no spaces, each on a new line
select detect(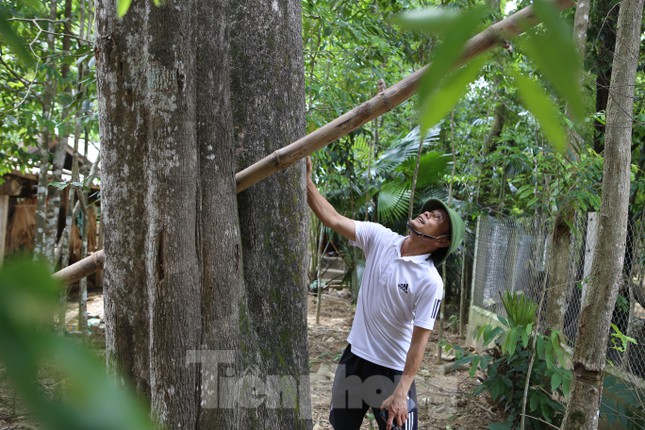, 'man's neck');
401,236,432,257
